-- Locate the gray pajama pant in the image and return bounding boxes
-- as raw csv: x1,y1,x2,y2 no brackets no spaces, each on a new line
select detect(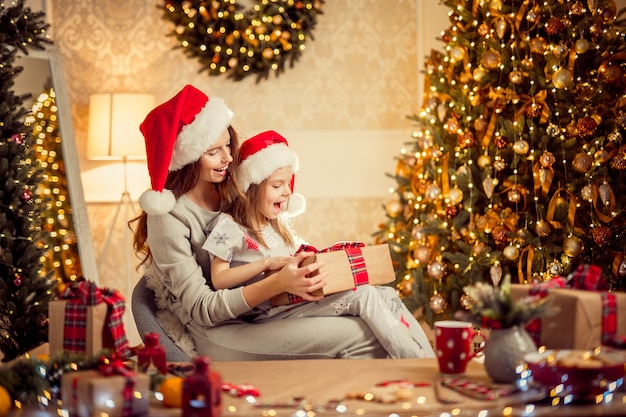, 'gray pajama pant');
253,285,435,359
